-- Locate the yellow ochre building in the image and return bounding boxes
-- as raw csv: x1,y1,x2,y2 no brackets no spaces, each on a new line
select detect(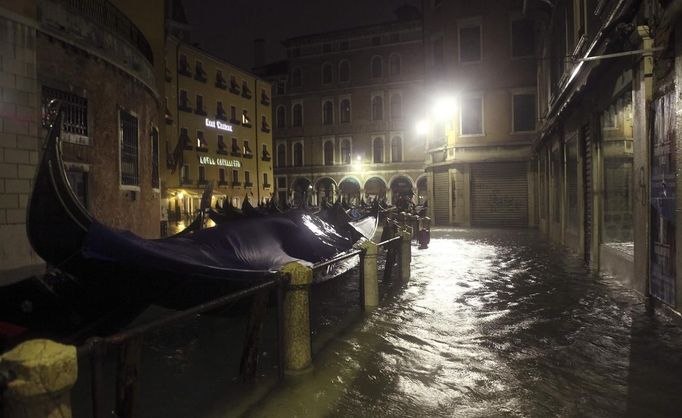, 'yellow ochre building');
163,37,274,228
